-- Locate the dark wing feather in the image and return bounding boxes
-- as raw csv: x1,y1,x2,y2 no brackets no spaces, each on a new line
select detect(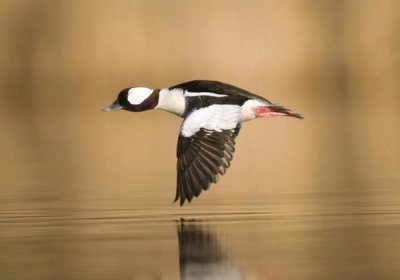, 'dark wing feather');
175,125,241,206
